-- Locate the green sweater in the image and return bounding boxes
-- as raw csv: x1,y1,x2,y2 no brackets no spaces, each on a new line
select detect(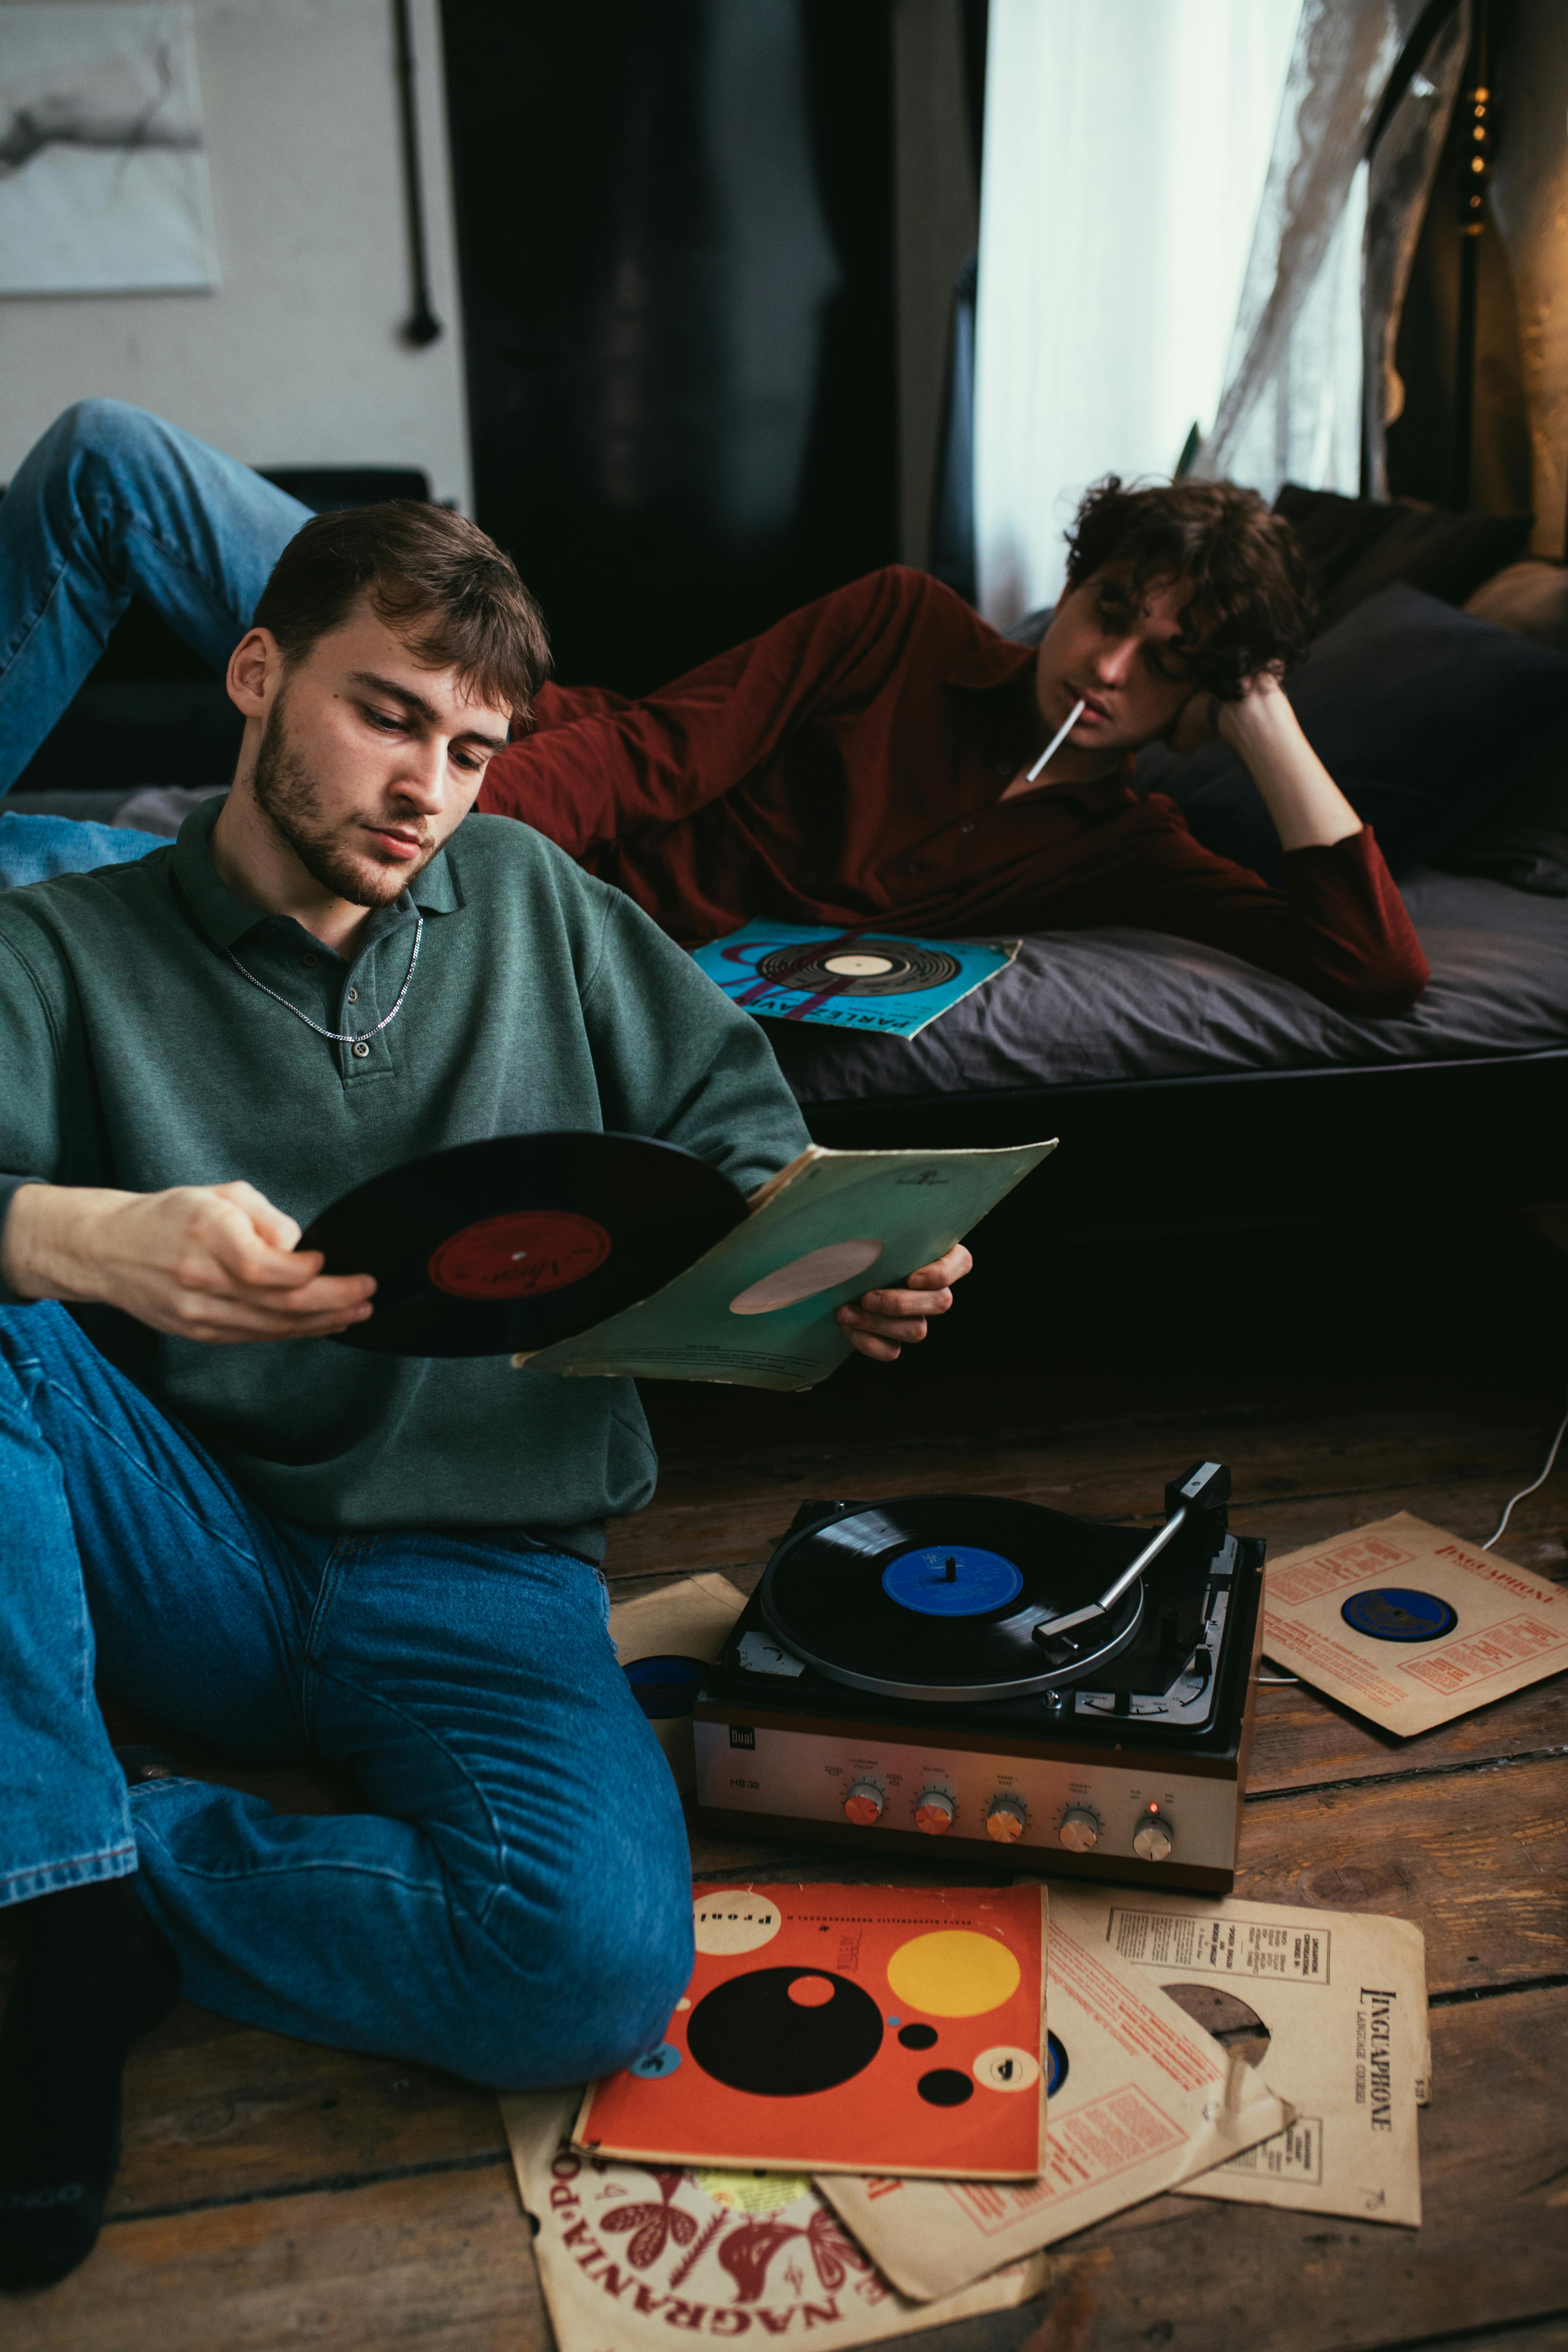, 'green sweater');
0,801,809,1556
